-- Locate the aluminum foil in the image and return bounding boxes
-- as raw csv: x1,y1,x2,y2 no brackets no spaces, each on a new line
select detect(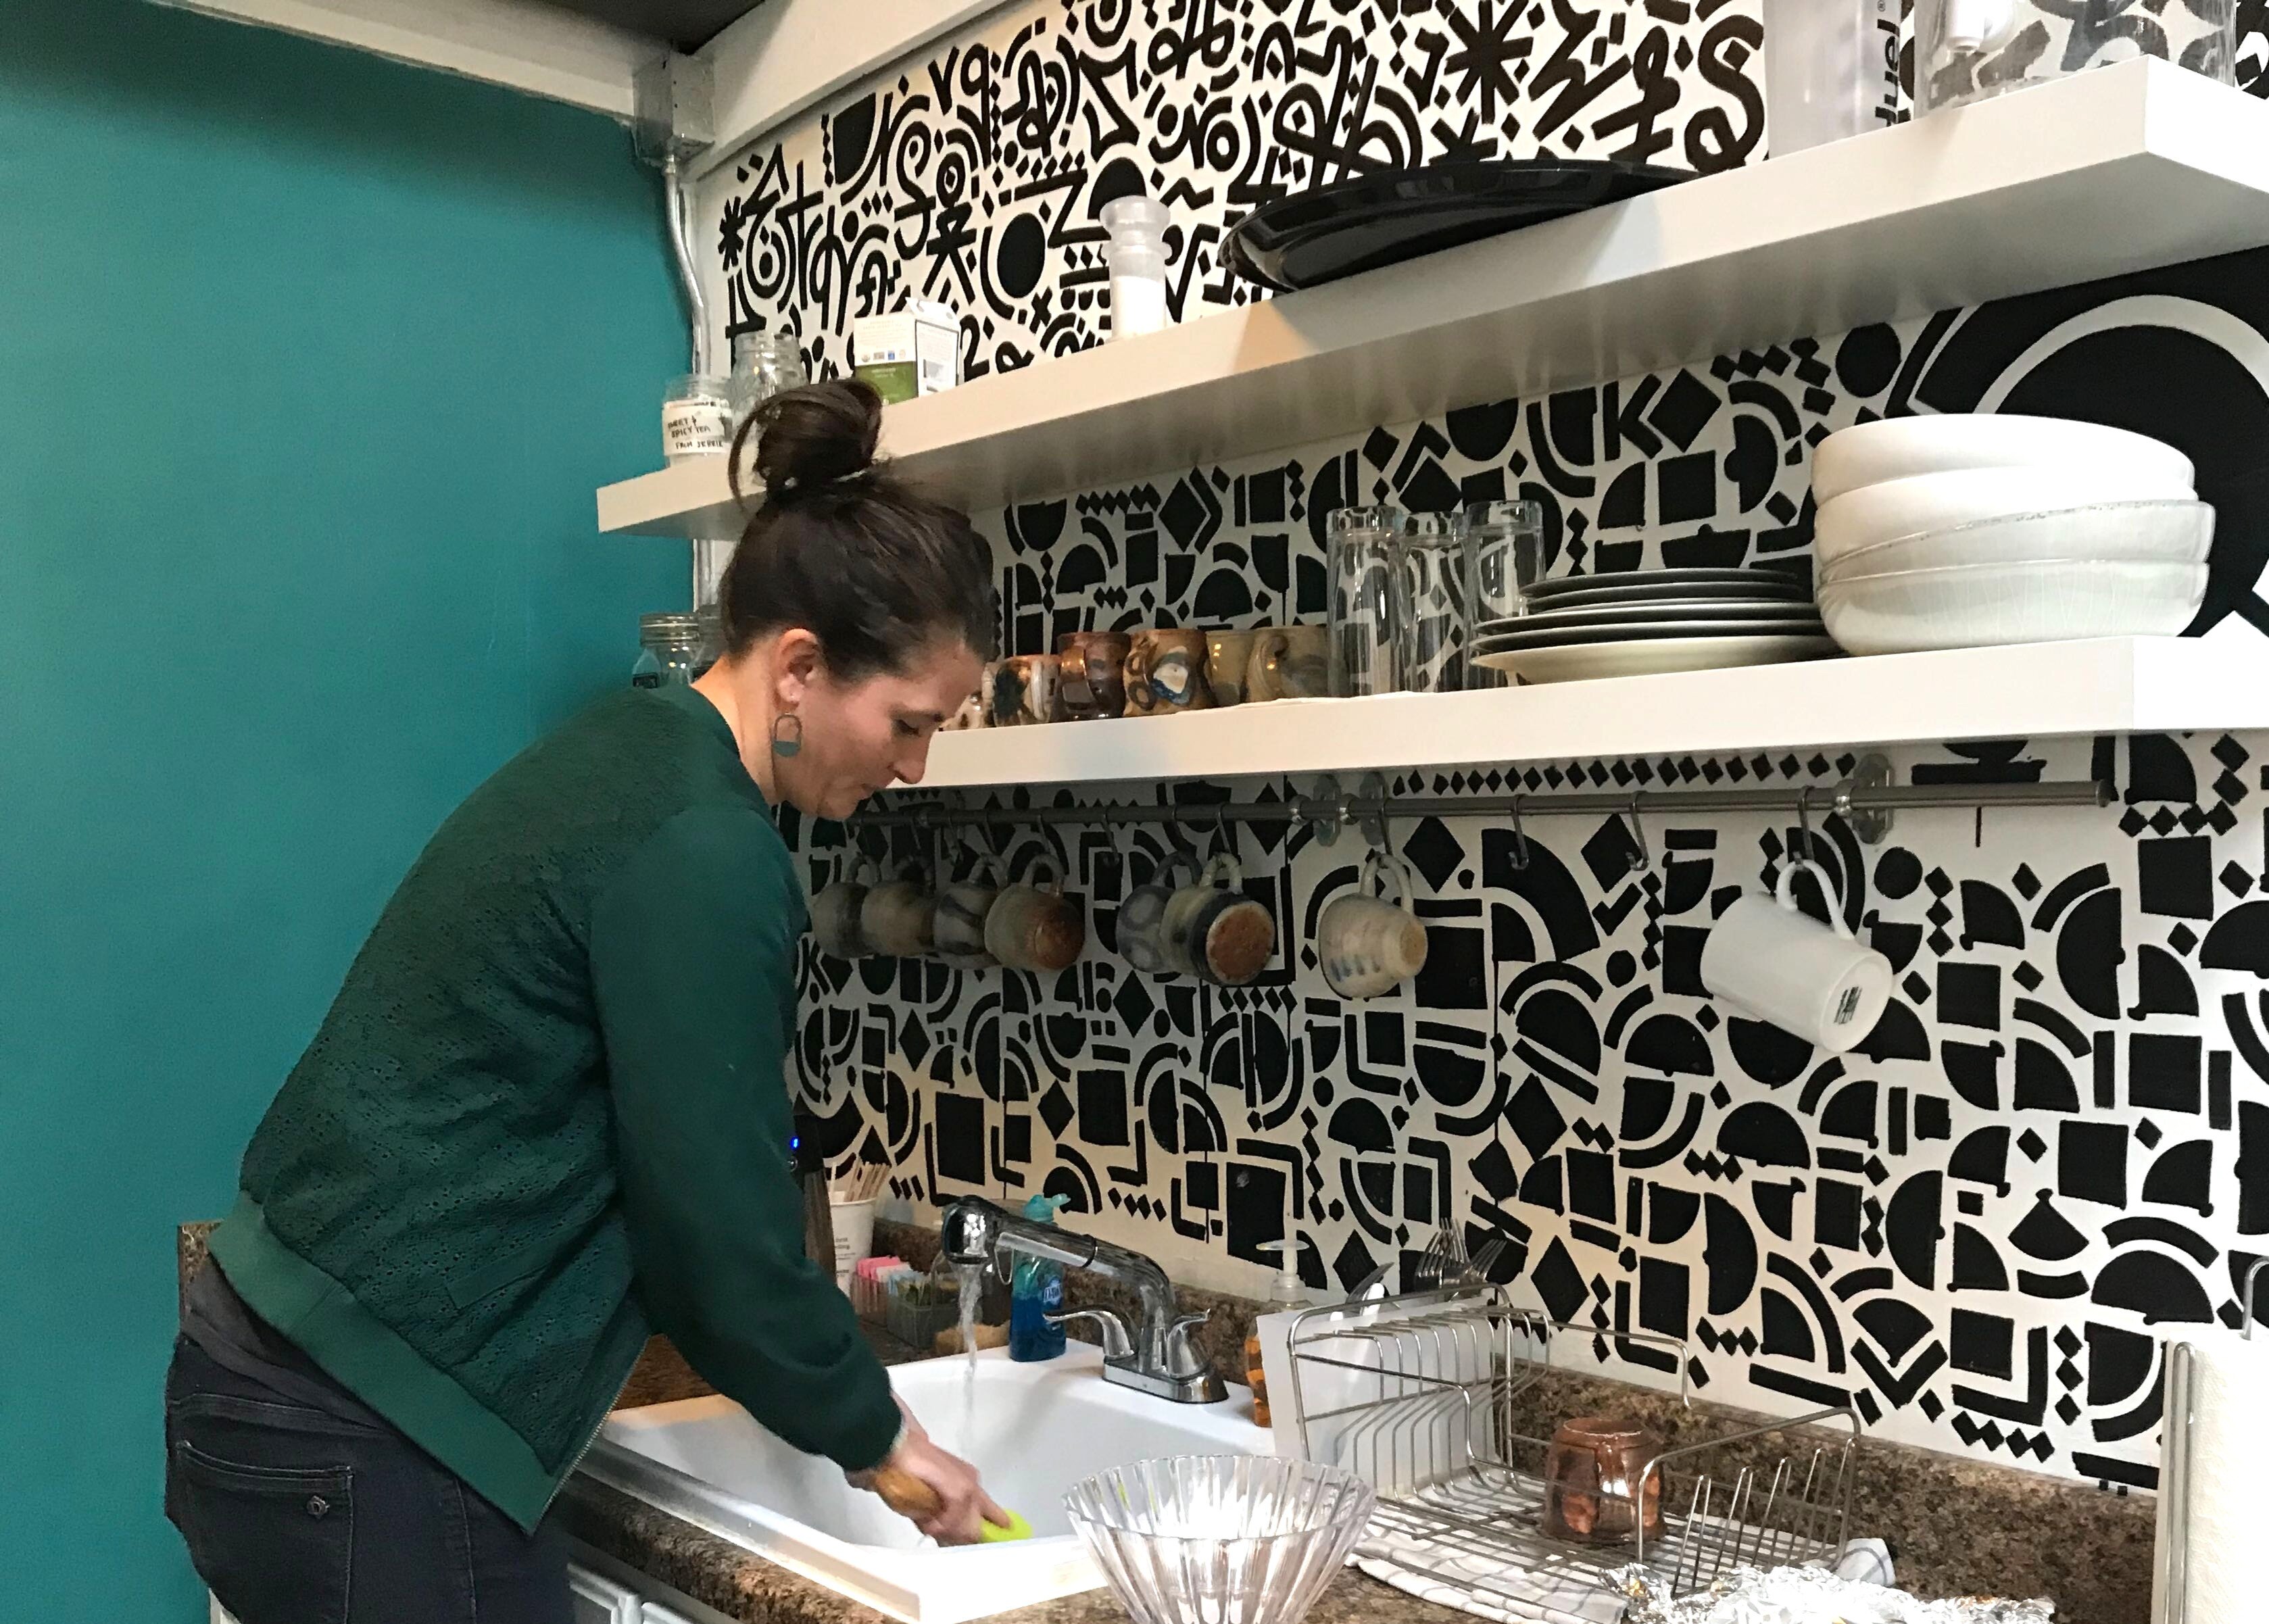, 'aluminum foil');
1609,1563,2055,1624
